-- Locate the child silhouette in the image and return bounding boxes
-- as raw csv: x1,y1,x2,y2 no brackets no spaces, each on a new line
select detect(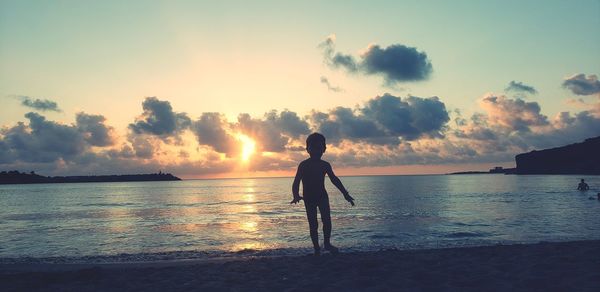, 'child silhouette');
291,133,354,255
